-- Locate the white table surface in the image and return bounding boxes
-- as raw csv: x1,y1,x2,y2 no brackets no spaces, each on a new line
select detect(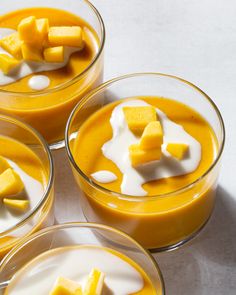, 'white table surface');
54,1,236,294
